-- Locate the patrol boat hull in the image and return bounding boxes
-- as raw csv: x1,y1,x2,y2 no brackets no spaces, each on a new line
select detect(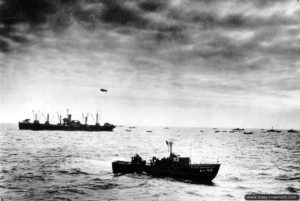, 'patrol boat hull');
112,153,220,183
145,164,220,182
